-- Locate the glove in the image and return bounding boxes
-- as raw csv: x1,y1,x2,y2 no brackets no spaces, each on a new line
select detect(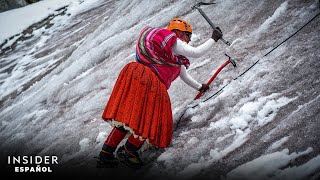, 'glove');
177,55,190,69
211,27,223,42
199,84,209,92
